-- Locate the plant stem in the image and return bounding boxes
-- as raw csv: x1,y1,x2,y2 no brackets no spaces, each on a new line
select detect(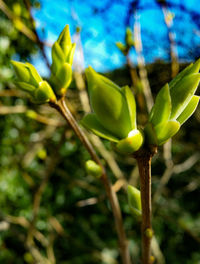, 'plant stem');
50,98,132,264
134,146,157,264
